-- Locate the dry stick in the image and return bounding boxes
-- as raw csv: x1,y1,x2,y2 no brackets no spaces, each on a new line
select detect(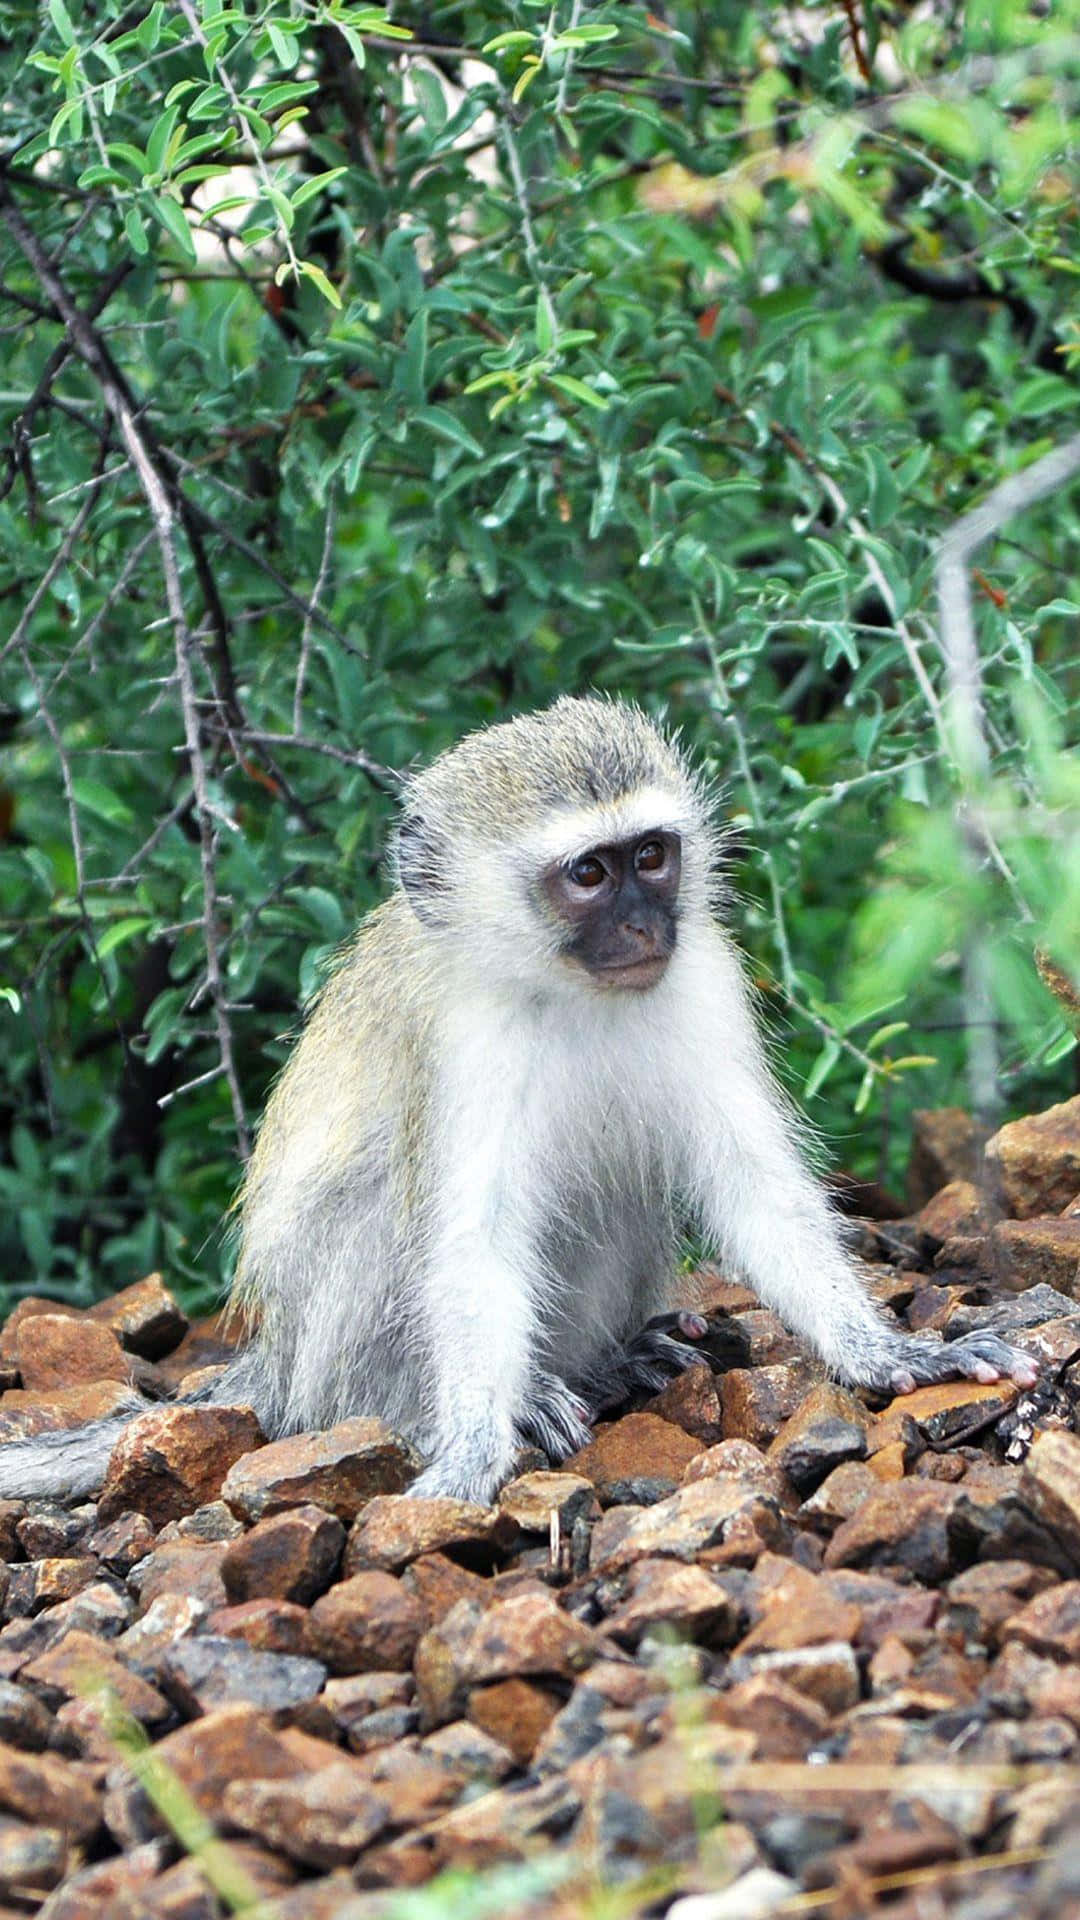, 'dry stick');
0,180,251,1157
293,493,336,734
